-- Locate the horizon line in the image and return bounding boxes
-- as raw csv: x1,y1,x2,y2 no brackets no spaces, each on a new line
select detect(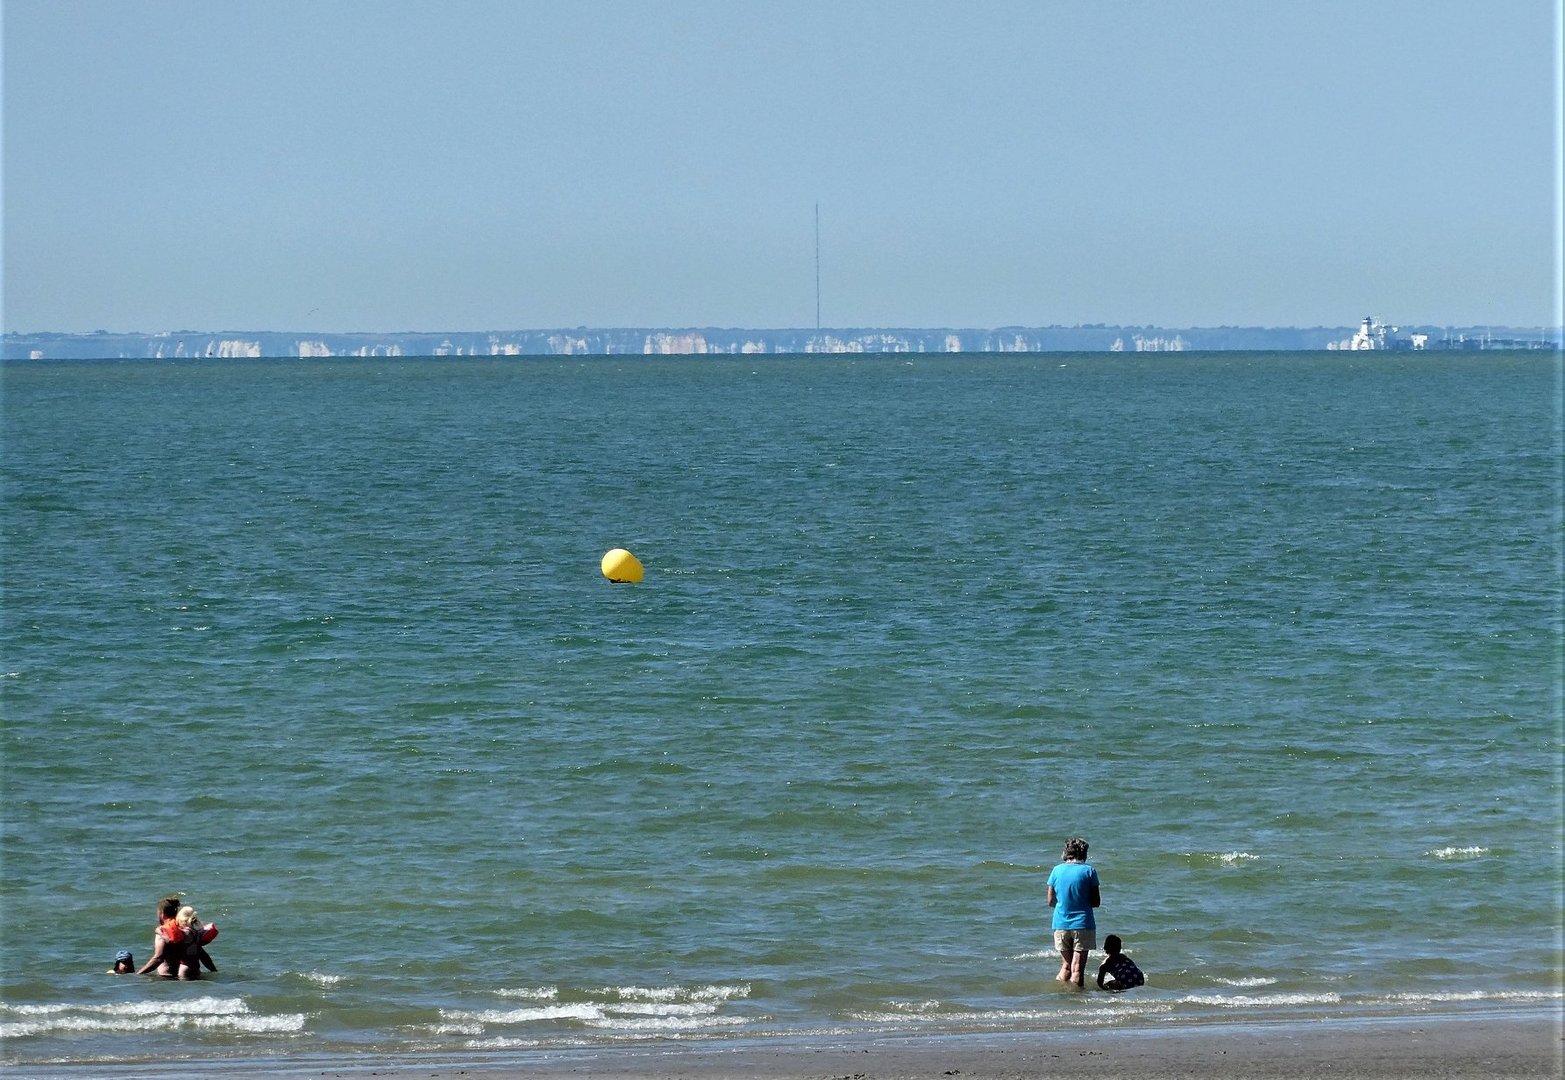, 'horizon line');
8,320,1563,337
